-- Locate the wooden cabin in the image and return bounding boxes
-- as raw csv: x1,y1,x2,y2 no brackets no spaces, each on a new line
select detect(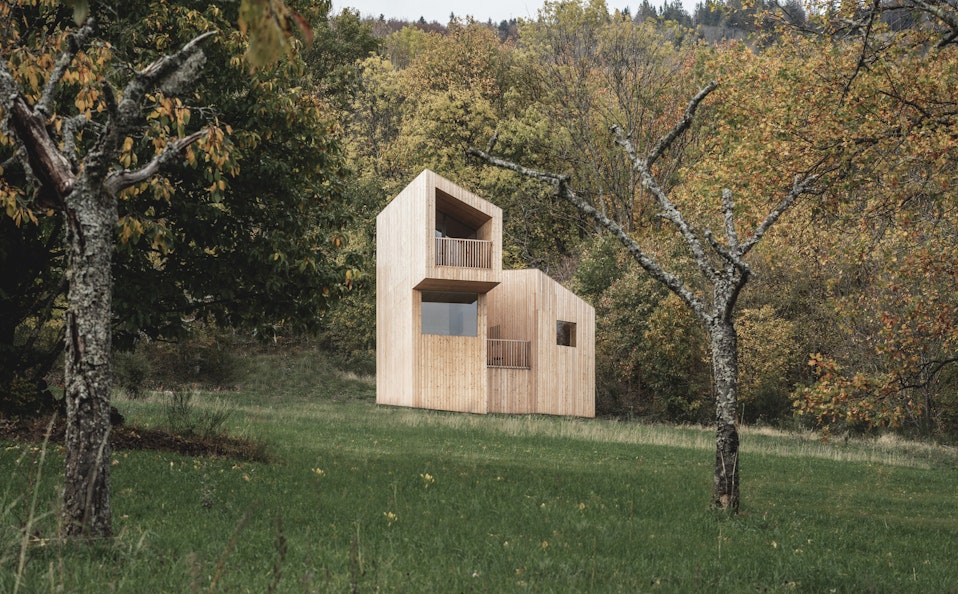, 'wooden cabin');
376,170,595,417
